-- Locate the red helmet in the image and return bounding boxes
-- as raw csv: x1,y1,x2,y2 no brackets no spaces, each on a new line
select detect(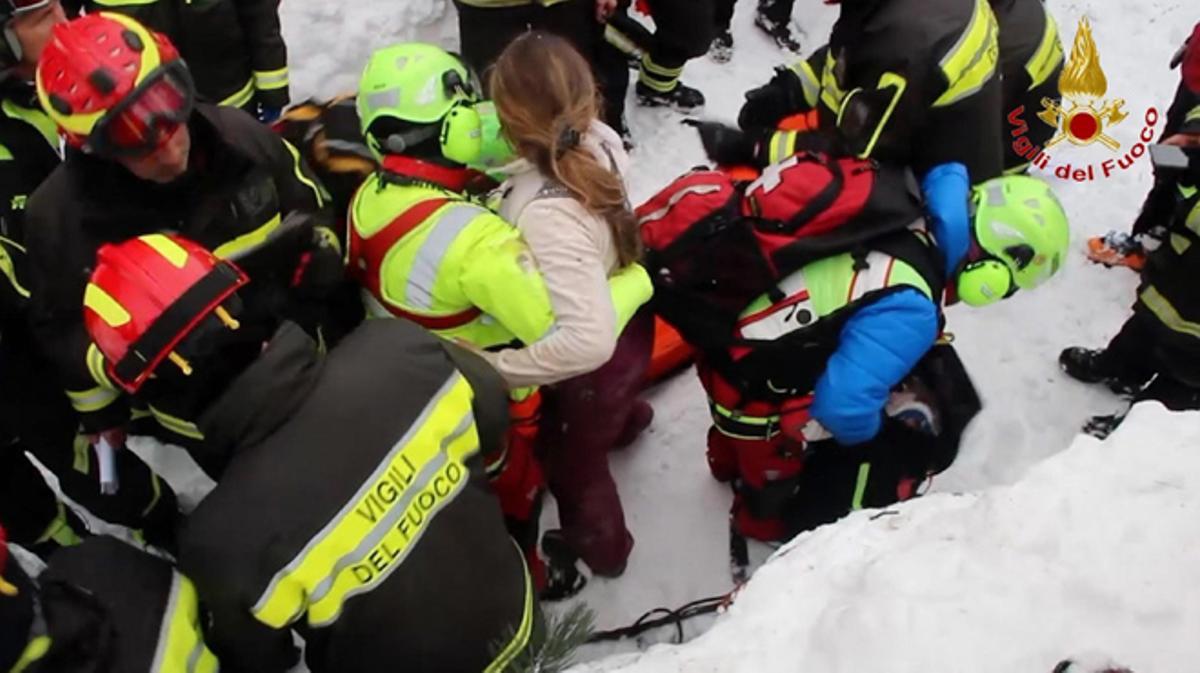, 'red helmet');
84,234,249,393
36,12,195,157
